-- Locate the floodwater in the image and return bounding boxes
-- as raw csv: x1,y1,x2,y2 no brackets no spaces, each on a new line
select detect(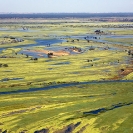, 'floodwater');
84,34,133,46
1,34,133,57
0,80,133,95
18,39,65,58
0,78,23,82
83,102,133,115
0,39,64,55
